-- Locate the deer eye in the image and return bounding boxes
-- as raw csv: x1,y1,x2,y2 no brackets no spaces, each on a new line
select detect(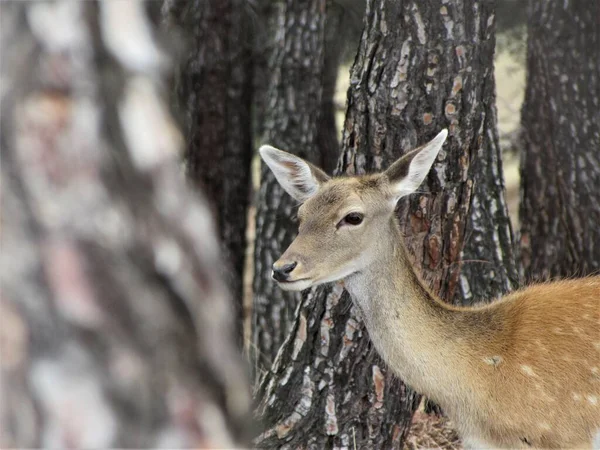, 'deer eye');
339,212,364,227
